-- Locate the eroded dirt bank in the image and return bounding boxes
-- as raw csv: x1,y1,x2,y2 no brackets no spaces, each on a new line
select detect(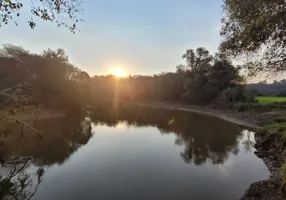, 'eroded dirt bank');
242,131,285,200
